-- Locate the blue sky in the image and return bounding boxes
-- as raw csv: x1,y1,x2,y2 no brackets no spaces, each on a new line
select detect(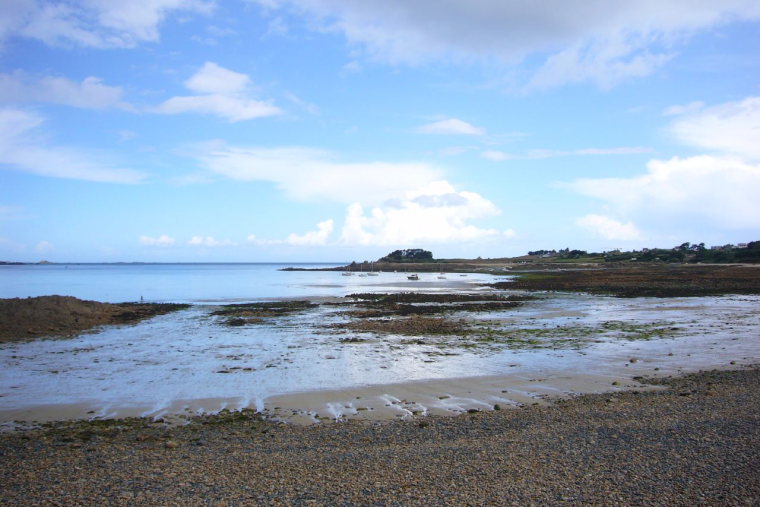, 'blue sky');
1,0,759,262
